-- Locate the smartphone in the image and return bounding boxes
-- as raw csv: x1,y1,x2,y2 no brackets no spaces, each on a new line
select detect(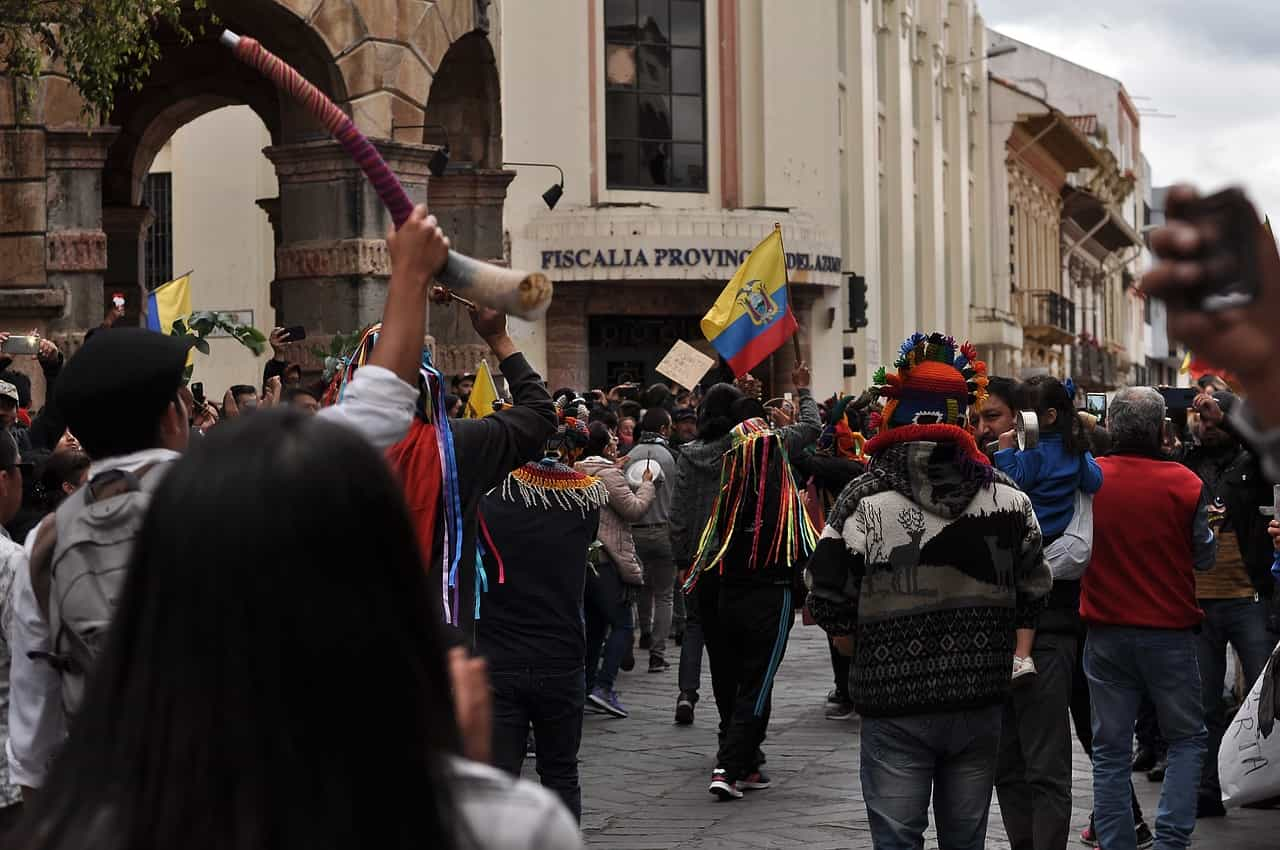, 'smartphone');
1176,187,1261,312
111,293,126,309
282,325,307,343
1157,386,1198,411
192,382,205,405
1085,392,1107,424
1,335,39,355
